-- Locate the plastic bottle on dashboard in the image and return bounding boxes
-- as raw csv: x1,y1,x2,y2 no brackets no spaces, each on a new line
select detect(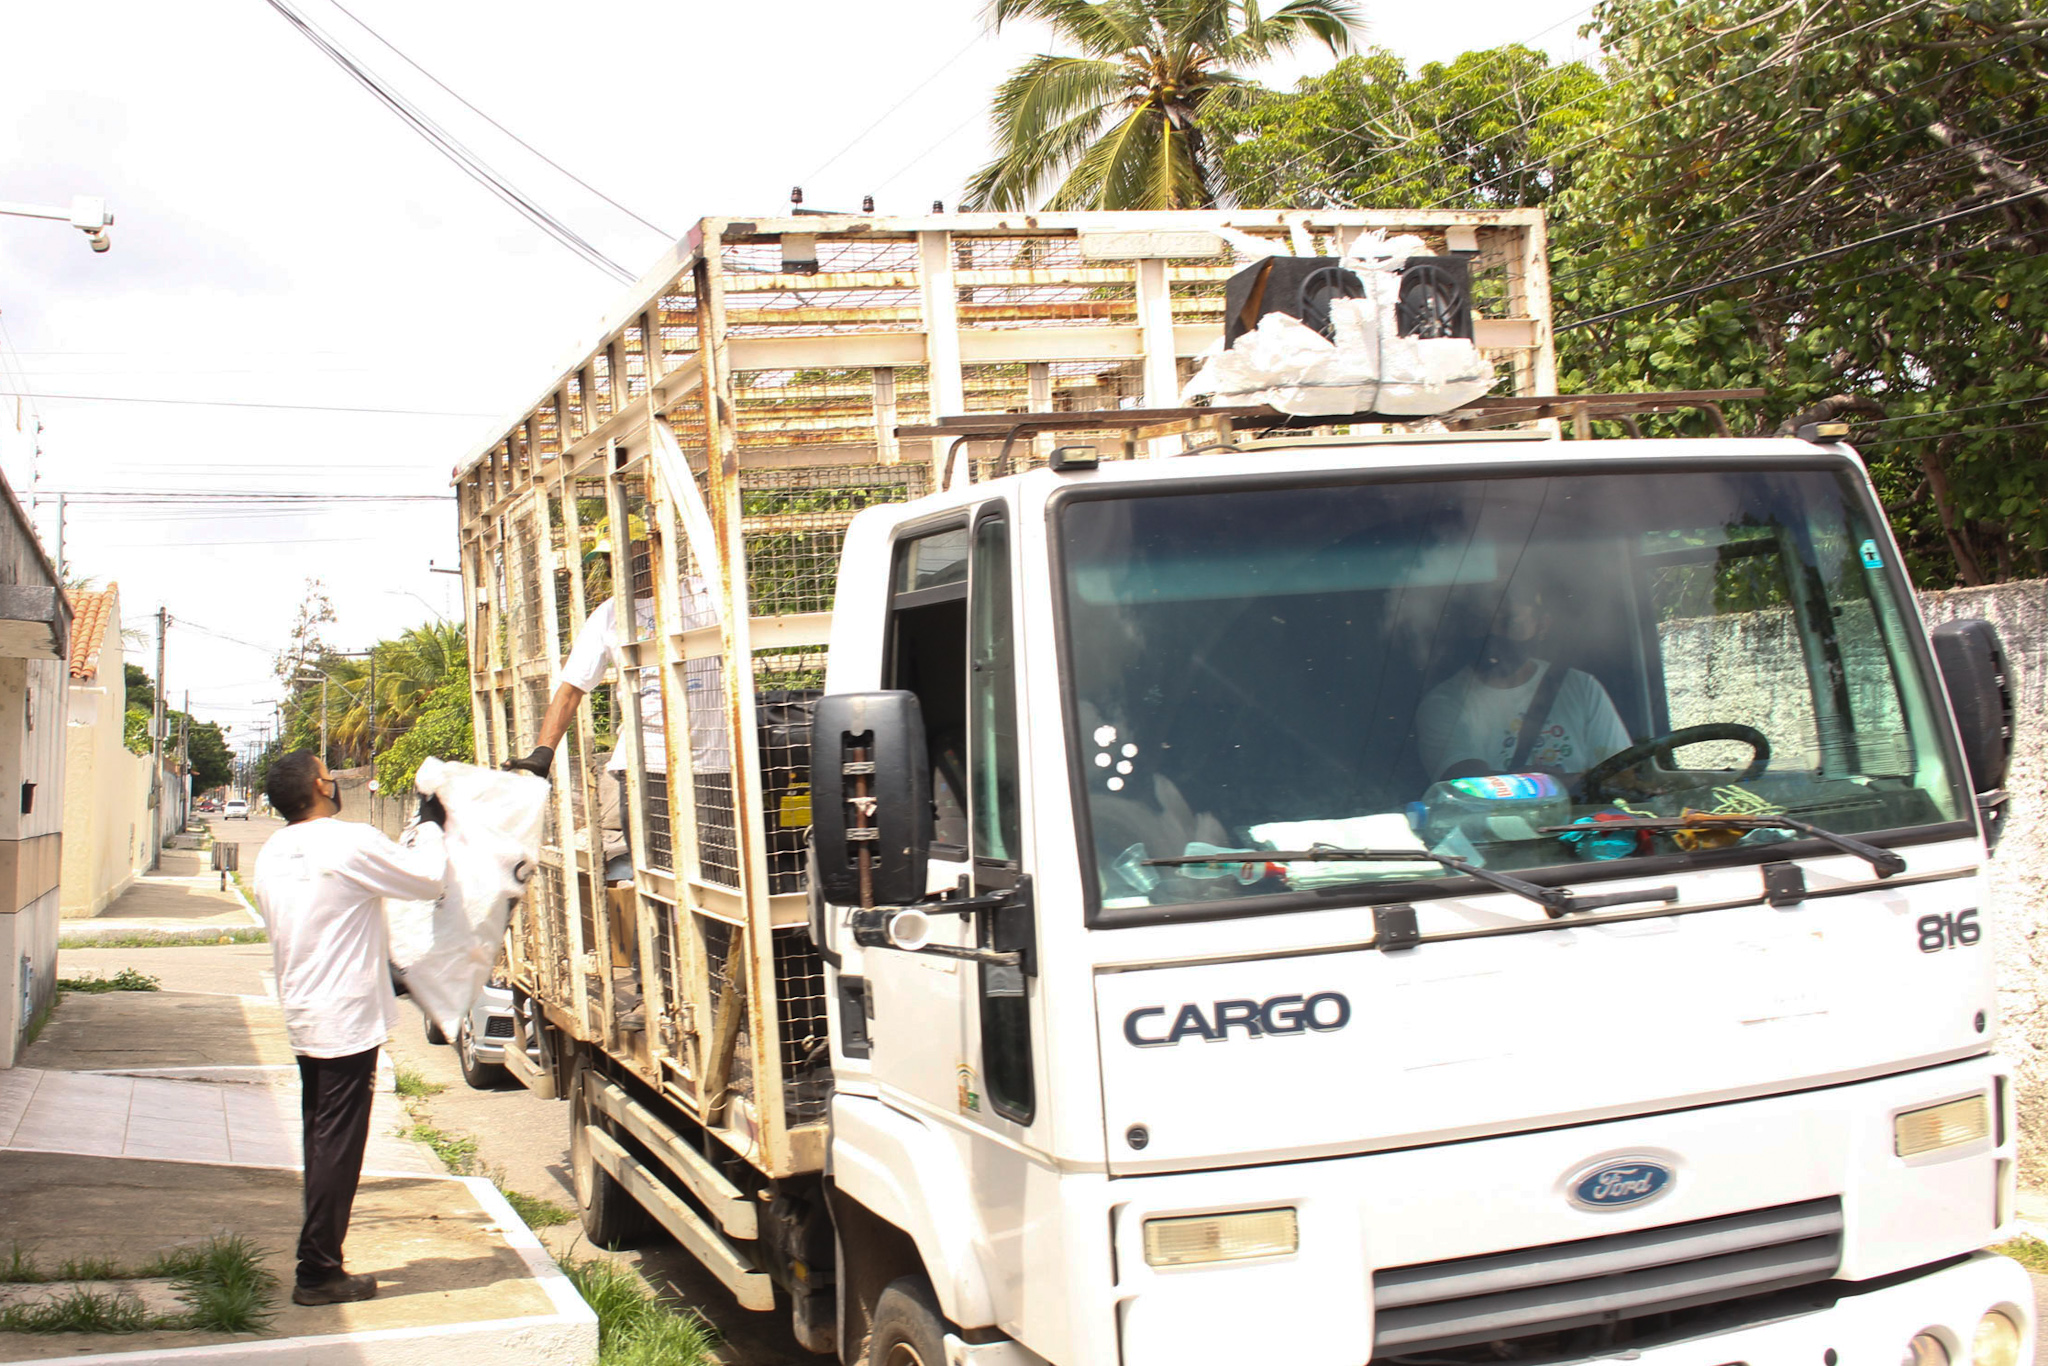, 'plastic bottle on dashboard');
1410,773,1569,844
